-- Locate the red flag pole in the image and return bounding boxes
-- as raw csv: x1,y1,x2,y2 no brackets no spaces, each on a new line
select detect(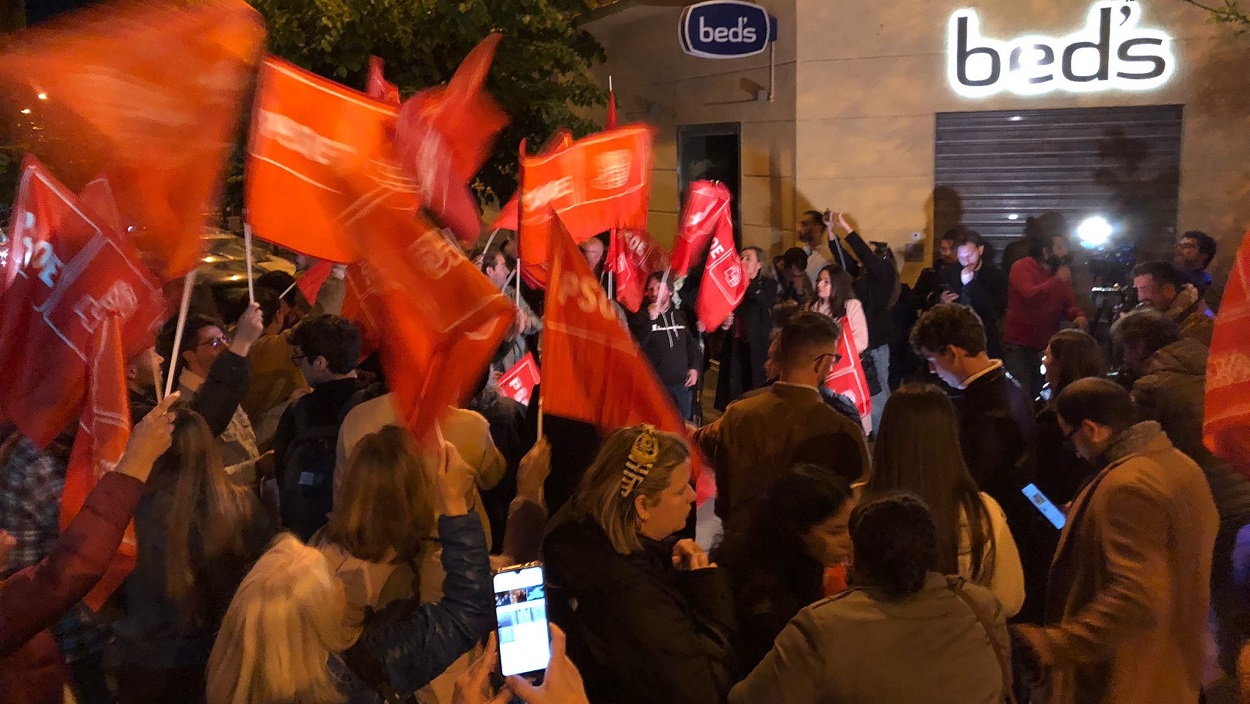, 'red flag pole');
165,270,197,398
